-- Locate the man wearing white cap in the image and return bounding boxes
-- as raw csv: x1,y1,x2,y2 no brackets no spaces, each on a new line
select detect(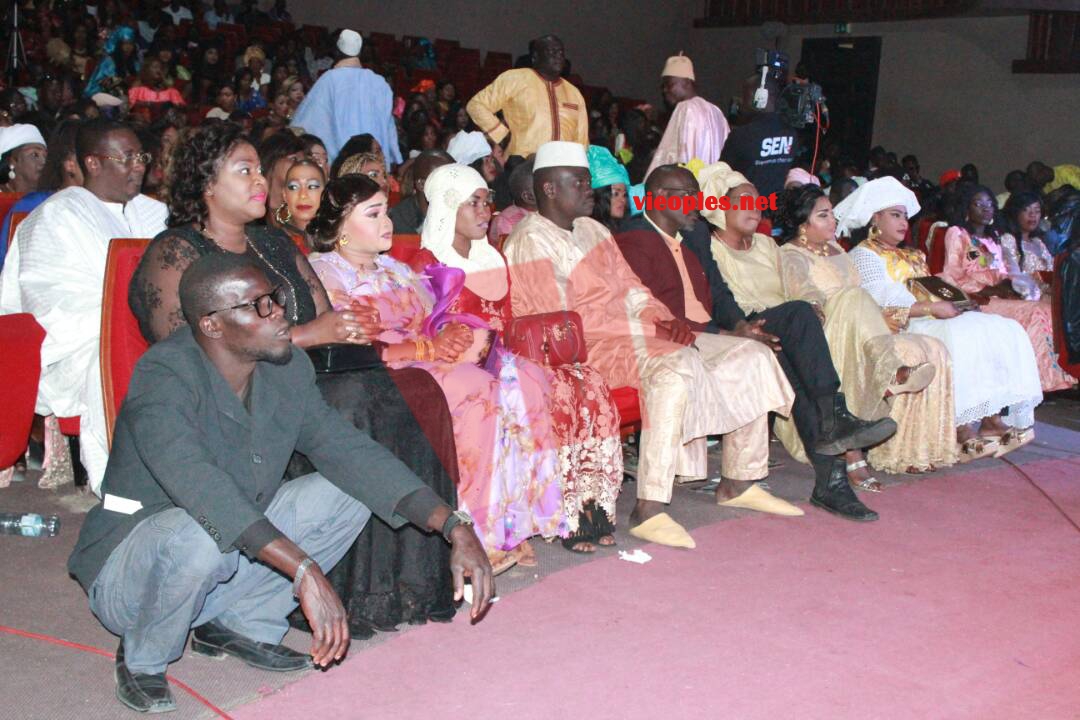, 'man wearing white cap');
647,53,729,176
447,130,504,186
467,35,587,160
0,119,167,495
504,141,800,549
290,29,401,168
